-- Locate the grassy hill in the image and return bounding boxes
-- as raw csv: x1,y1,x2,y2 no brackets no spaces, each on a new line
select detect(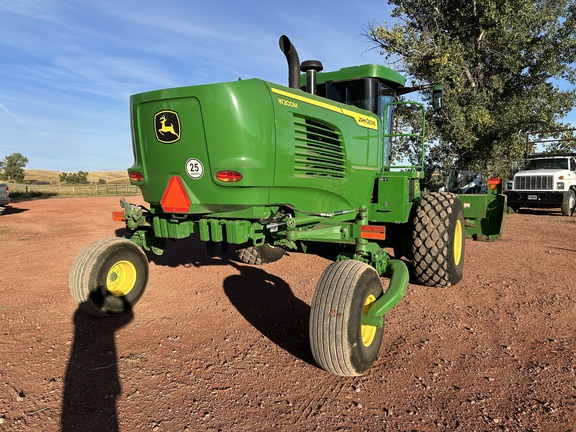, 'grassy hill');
25,170,130,185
